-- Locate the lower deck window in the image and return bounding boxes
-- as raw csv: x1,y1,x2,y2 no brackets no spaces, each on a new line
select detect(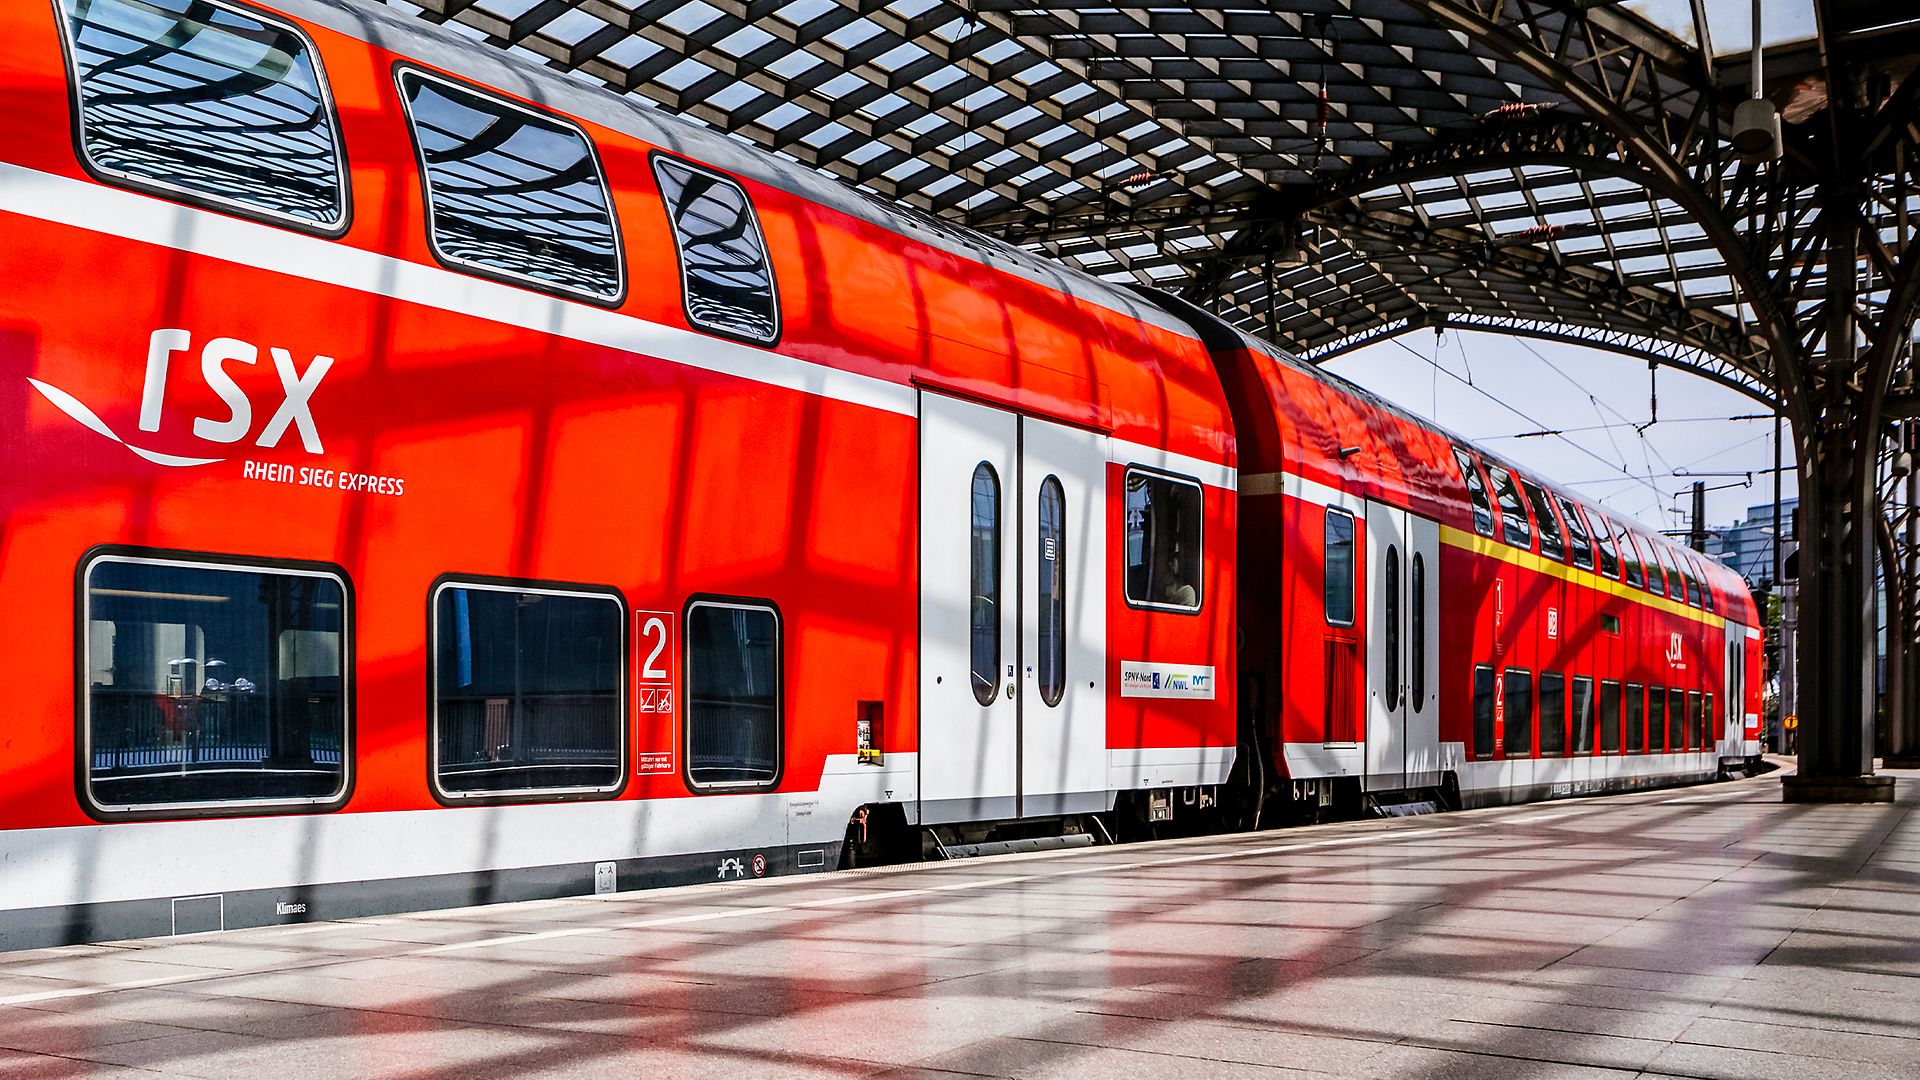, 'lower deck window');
84,554,348,812
1472,664,1495,759
433,581,624,797
1648,688,1667,752
1538,672,1566,756
686,599,781,789
1503,669,1533,758
1625,683,1645,752
1599,680,1620,753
